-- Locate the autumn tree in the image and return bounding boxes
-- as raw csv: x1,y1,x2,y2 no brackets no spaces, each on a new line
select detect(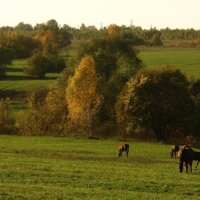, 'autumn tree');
107,24,121,35
66,55,102,135
34,19,71,48
77,35,143,136
17,85,68,136
116,68,195,141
